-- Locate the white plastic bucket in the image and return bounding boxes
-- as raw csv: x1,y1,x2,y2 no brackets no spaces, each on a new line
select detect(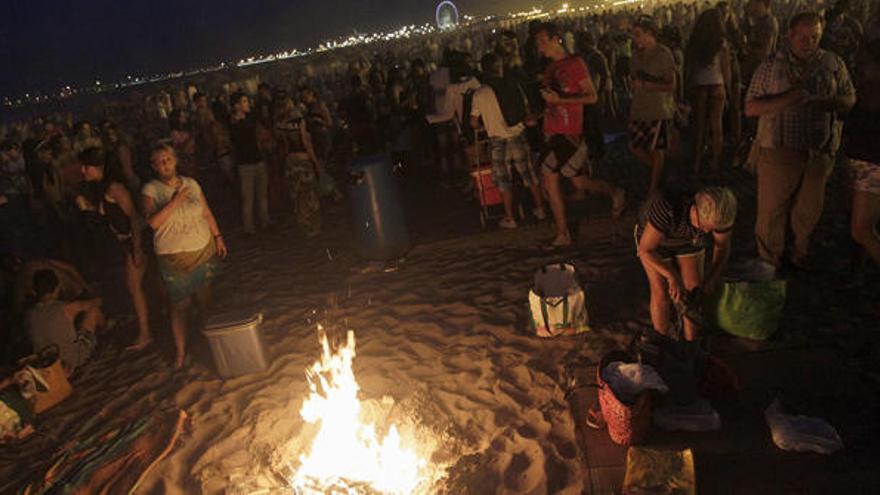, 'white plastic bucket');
202,313,268,378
